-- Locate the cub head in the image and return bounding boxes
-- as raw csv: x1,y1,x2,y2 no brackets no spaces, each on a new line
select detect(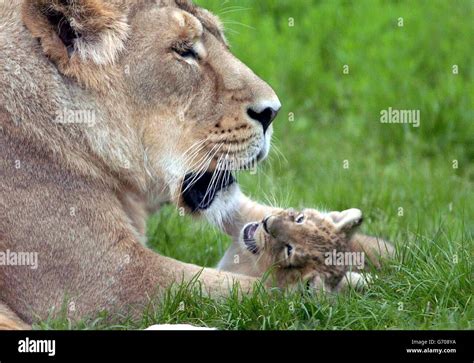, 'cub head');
21,0,281,213
239,208,364,286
